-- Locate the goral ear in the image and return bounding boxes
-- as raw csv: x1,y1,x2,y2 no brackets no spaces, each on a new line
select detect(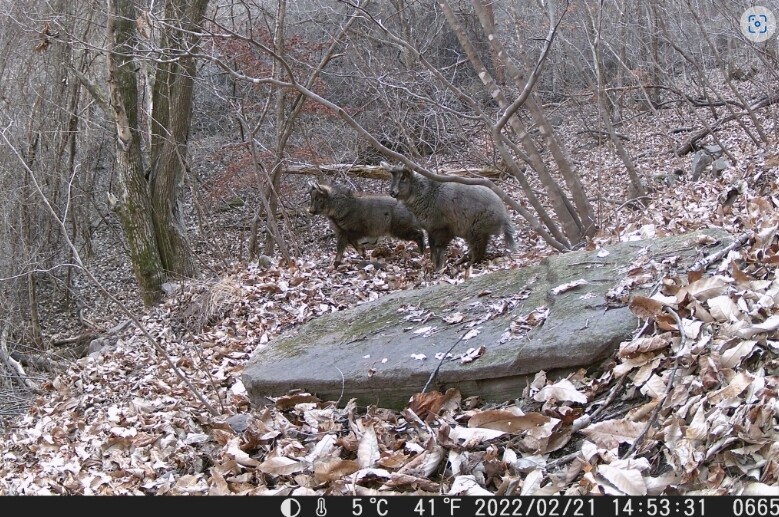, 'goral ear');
307,179,332,195
381,161,406,174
